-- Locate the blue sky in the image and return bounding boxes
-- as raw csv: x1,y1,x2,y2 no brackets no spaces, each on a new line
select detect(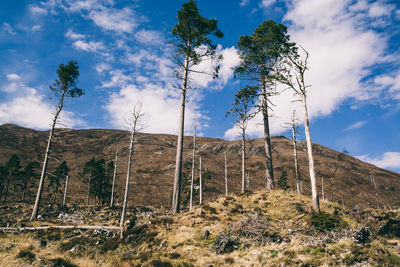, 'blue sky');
1,0,400,172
